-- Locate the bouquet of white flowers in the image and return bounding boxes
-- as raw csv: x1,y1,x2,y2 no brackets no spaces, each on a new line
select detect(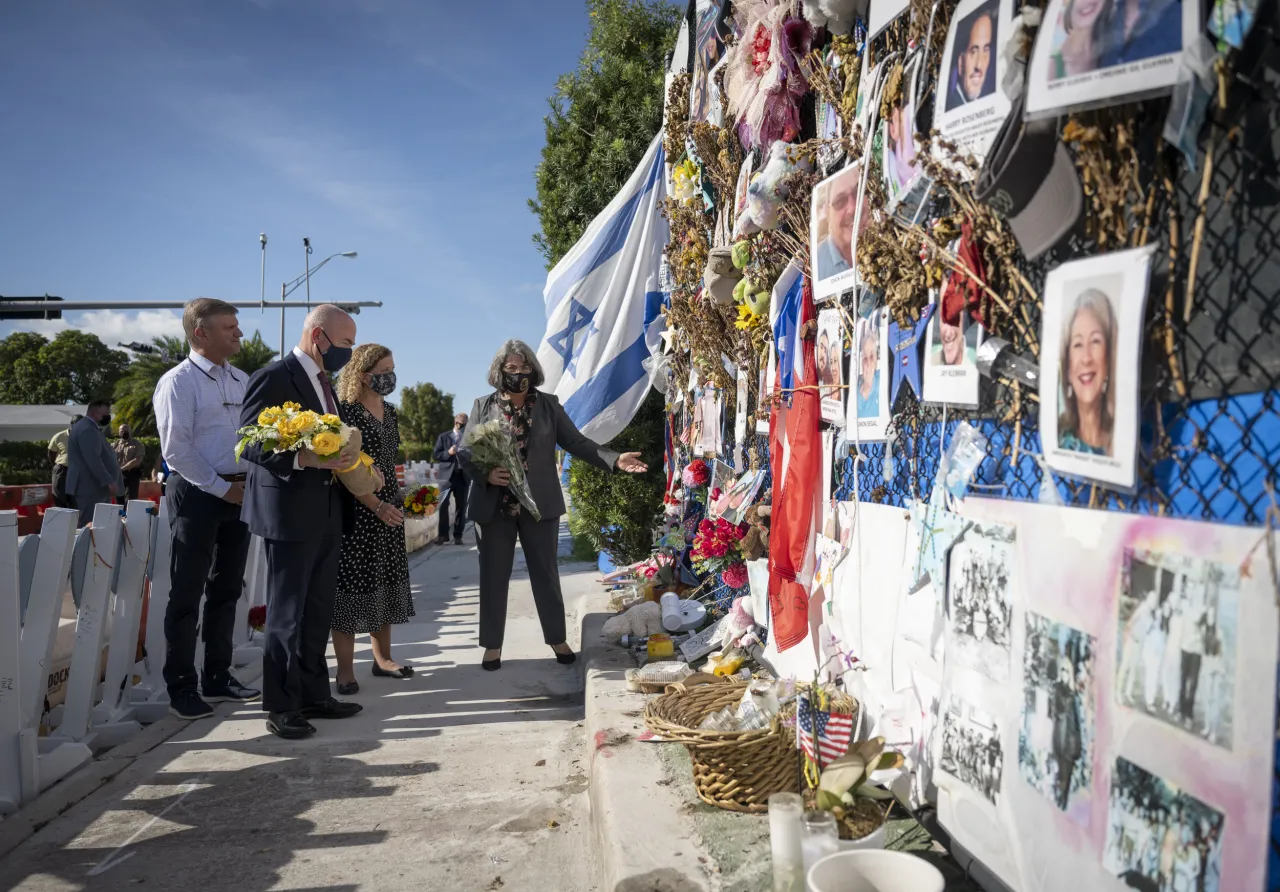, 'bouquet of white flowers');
462,418,541,521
